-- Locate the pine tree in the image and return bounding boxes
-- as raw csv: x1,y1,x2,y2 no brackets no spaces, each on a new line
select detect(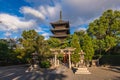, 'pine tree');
87,9,120,54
